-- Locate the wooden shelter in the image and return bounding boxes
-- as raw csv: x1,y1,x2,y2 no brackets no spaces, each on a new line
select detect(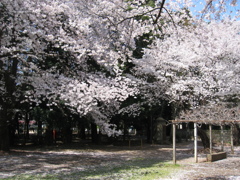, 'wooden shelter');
171,120,240,164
